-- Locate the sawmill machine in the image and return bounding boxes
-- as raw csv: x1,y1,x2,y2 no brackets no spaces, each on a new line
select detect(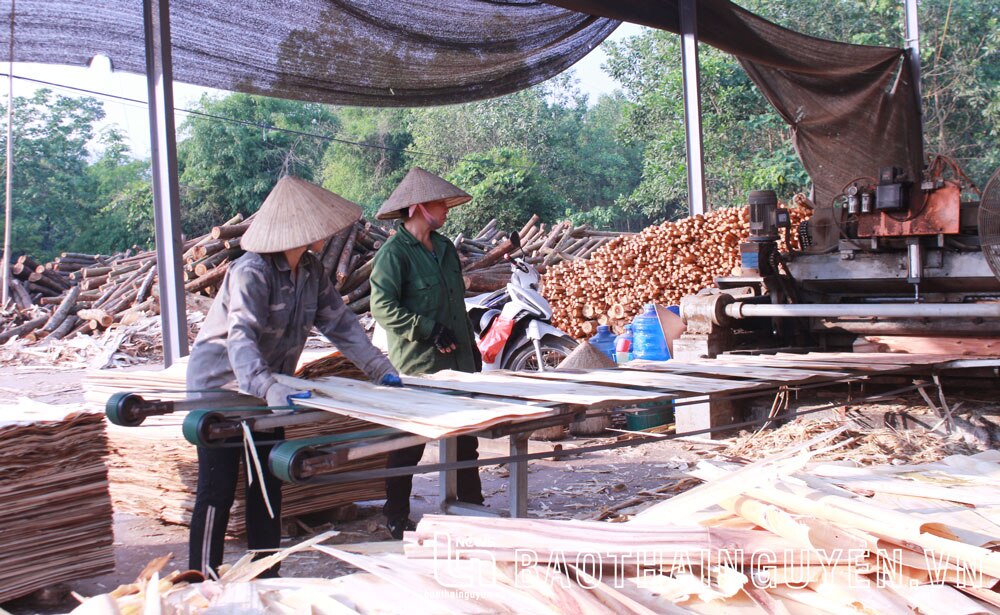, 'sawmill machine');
675,162,1000,358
